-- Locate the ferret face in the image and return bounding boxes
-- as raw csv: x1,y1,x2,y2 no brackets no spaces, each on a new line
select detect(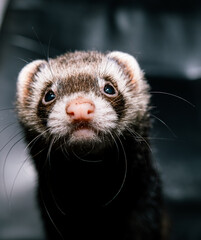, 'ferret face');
16,51,150,148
